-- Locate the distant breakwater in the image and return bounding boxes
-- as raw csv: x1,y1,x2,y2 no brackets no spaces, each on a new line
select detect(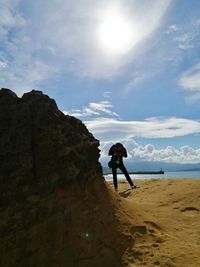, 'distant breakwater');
104,170,164,175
